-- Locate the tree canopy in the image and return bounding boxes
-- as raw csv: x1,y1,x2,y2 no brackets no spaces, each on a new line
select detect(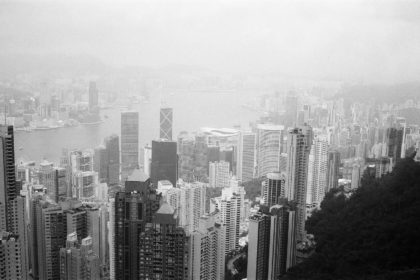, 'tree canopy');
284,157,420,279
